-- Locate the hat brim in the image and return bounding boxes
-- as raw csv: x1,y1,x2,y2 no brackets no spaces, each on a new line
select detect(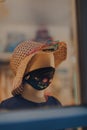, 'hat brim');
54,42,67,67
12,53,35,95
